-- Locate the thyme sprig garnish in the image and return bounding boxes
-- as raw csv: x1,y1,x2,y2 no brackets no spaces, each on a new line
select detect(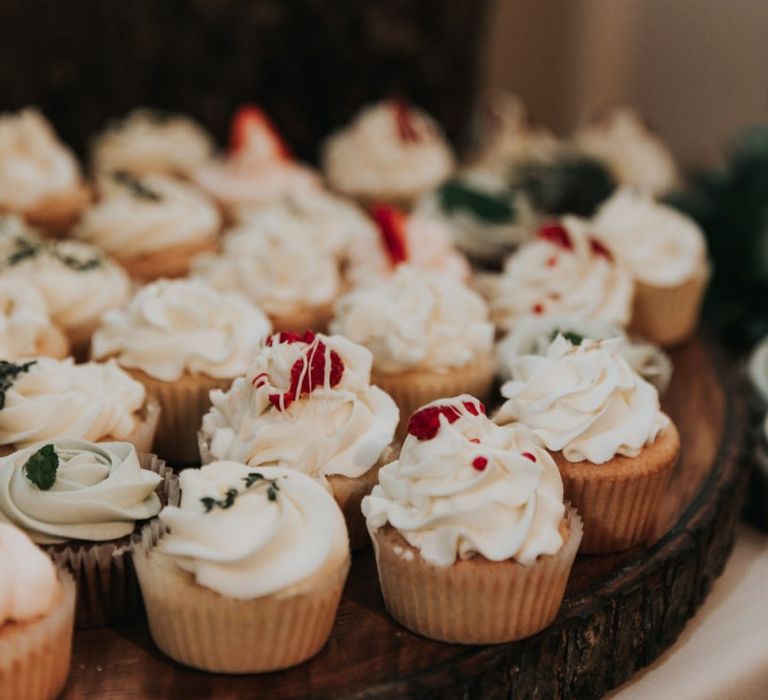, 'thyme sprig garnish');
112,170,162,202
200,471,281,513
1,236,102,272
0,360,36,409
550,330,585,346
